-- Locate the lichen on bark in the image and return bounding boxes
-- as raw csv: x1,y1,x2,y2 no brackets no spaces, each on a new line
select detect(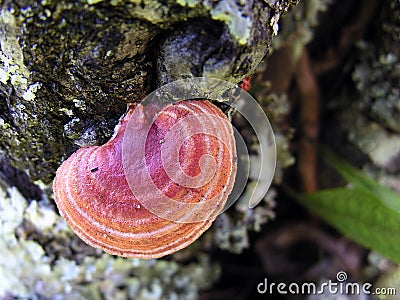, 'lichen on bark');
339,0,400,172
0,0,294,184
